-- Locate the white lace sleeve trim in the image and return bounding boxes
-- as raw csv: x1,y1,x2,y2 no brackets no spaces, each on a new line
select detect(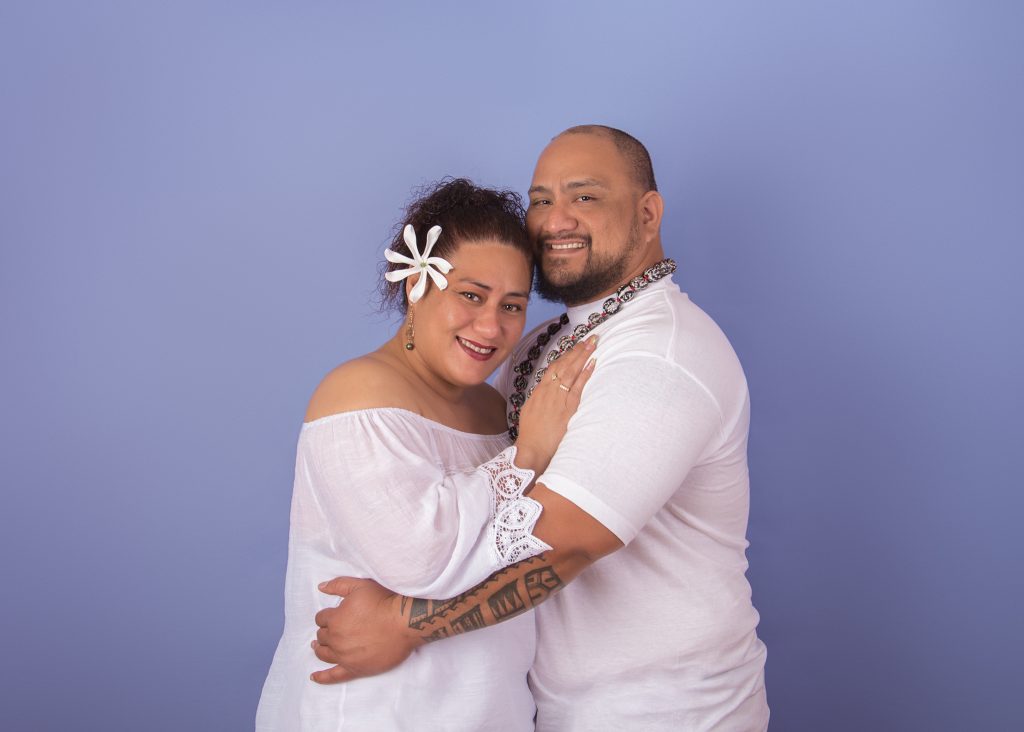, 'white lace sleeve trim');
479,446,552,566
